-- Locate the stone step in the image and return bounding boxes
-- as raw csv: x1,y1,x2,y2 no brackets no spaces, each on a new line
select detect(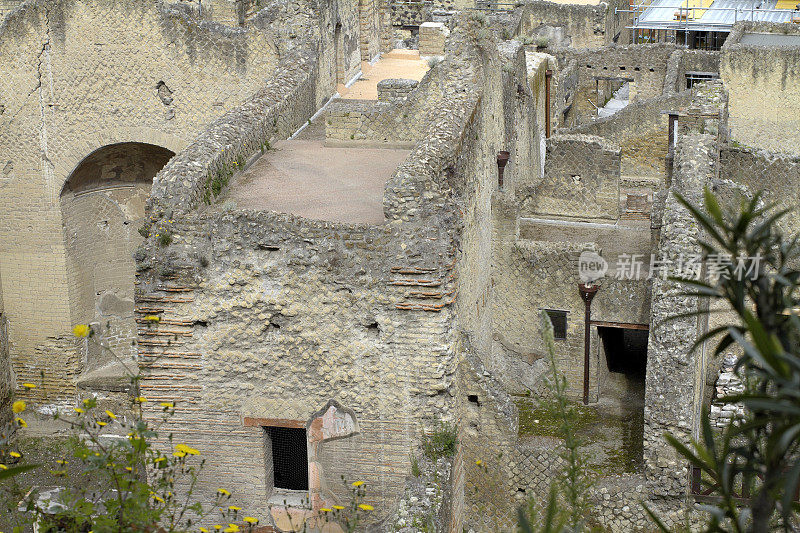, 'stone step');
383,48,421,60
